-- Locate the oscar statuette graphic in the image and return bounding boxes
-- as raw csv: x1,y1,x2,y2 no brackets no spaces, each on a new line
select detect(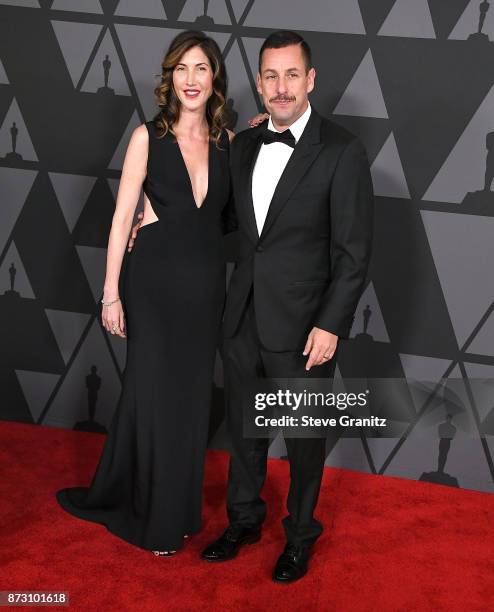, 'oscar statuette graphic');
73,365,107,433
420,413,459,487
4,121,23,162
97,54,115,96
195,0,214,26
468,1,491,42
7,262,18,297
461,131,494,214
